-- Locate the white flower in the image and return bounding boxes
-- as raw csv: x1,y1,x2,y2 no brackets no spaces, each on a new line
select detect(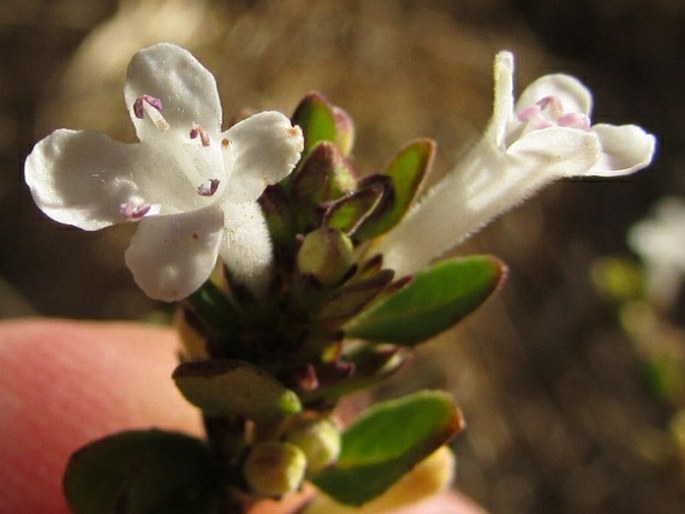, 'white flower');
629,197,685,307
25,43,304,301
374,51,656,277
